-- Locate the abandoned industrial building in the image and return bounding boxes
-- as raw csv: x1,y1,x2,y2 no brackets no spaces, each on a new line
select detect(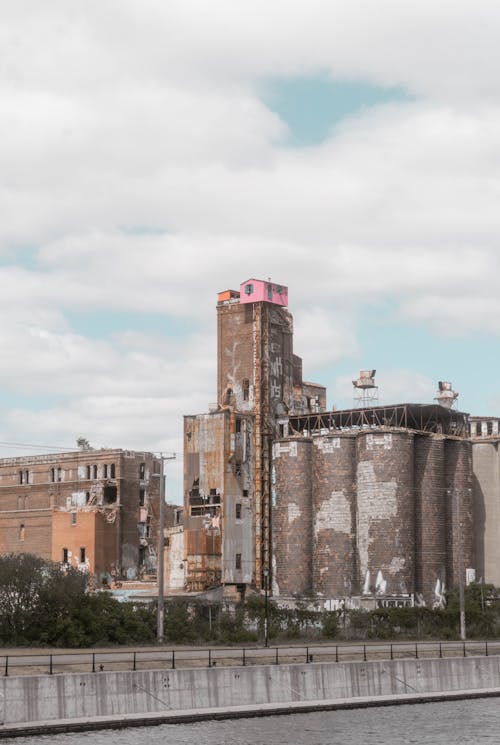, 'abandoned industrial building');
0,448,161,584
166,277,500,609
